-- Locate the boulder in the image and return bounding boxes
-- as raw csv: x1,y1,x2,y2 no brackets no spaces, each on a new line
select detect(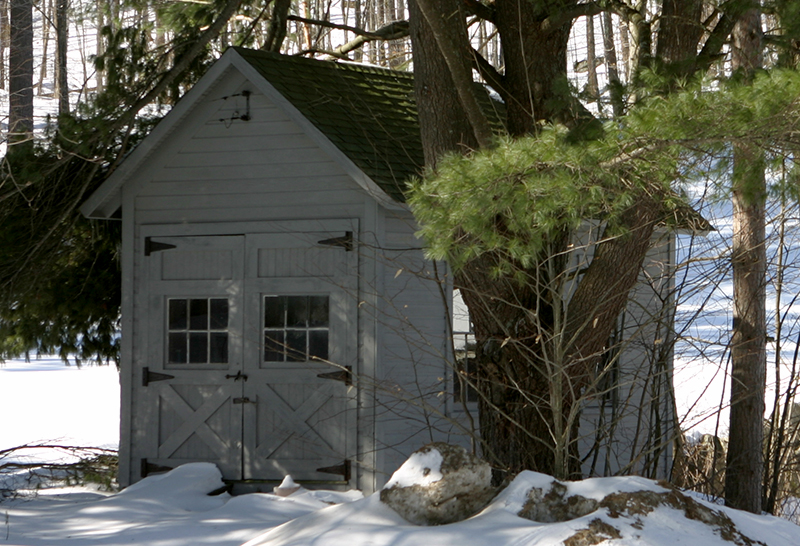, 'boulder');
379,443,496,525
